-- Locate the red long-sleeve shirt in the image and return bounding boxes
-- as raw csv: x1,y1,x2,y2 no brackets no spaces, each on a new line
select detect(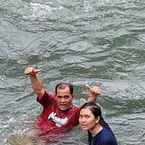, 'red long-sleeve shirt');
35,91,80,136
